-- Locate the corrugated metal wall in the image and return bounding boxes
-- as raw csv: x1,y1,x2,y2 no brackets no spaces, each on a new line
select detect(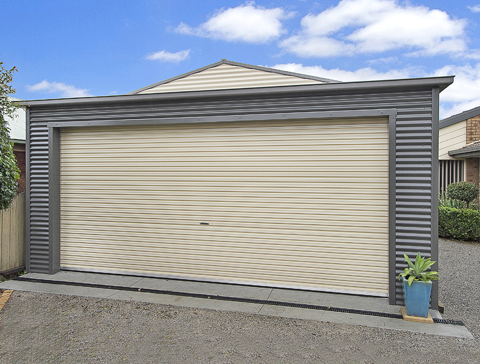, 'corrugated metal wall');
27,88,435,304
